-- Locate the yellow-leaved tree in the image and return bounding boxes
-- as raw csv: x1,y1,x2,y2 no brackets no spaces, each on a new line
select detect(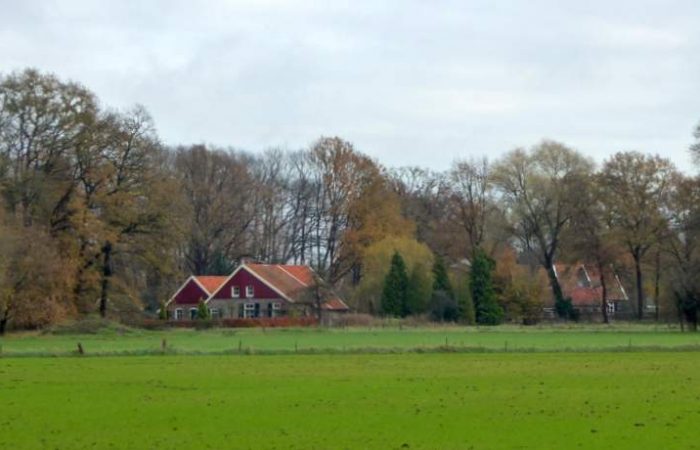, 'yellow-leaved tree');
352,236,434,314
